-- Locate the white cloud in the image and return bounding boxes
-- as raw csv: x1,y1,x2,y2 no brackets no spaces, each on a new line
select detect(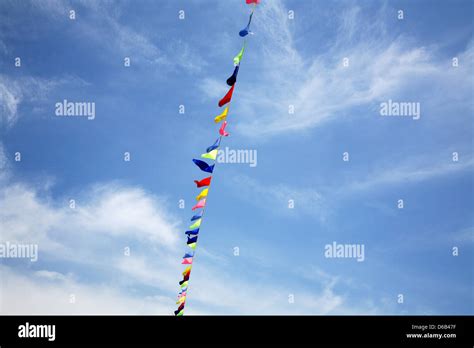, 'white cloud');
0,169,356,314
74,184,180,247
0,182,180,250
0,74,89,128
0,266,172,314
0,77,21,128
0,178,183,314
115,250,349,315
34,270,71,281
0,143,9,182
